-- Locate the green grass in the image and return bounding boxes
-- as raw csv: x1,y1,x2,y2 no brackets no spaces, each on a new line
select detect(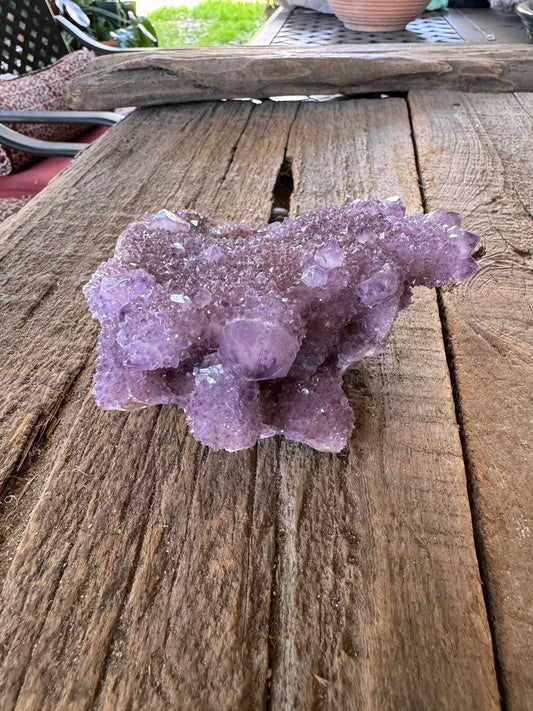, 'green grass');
147,1,268,47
